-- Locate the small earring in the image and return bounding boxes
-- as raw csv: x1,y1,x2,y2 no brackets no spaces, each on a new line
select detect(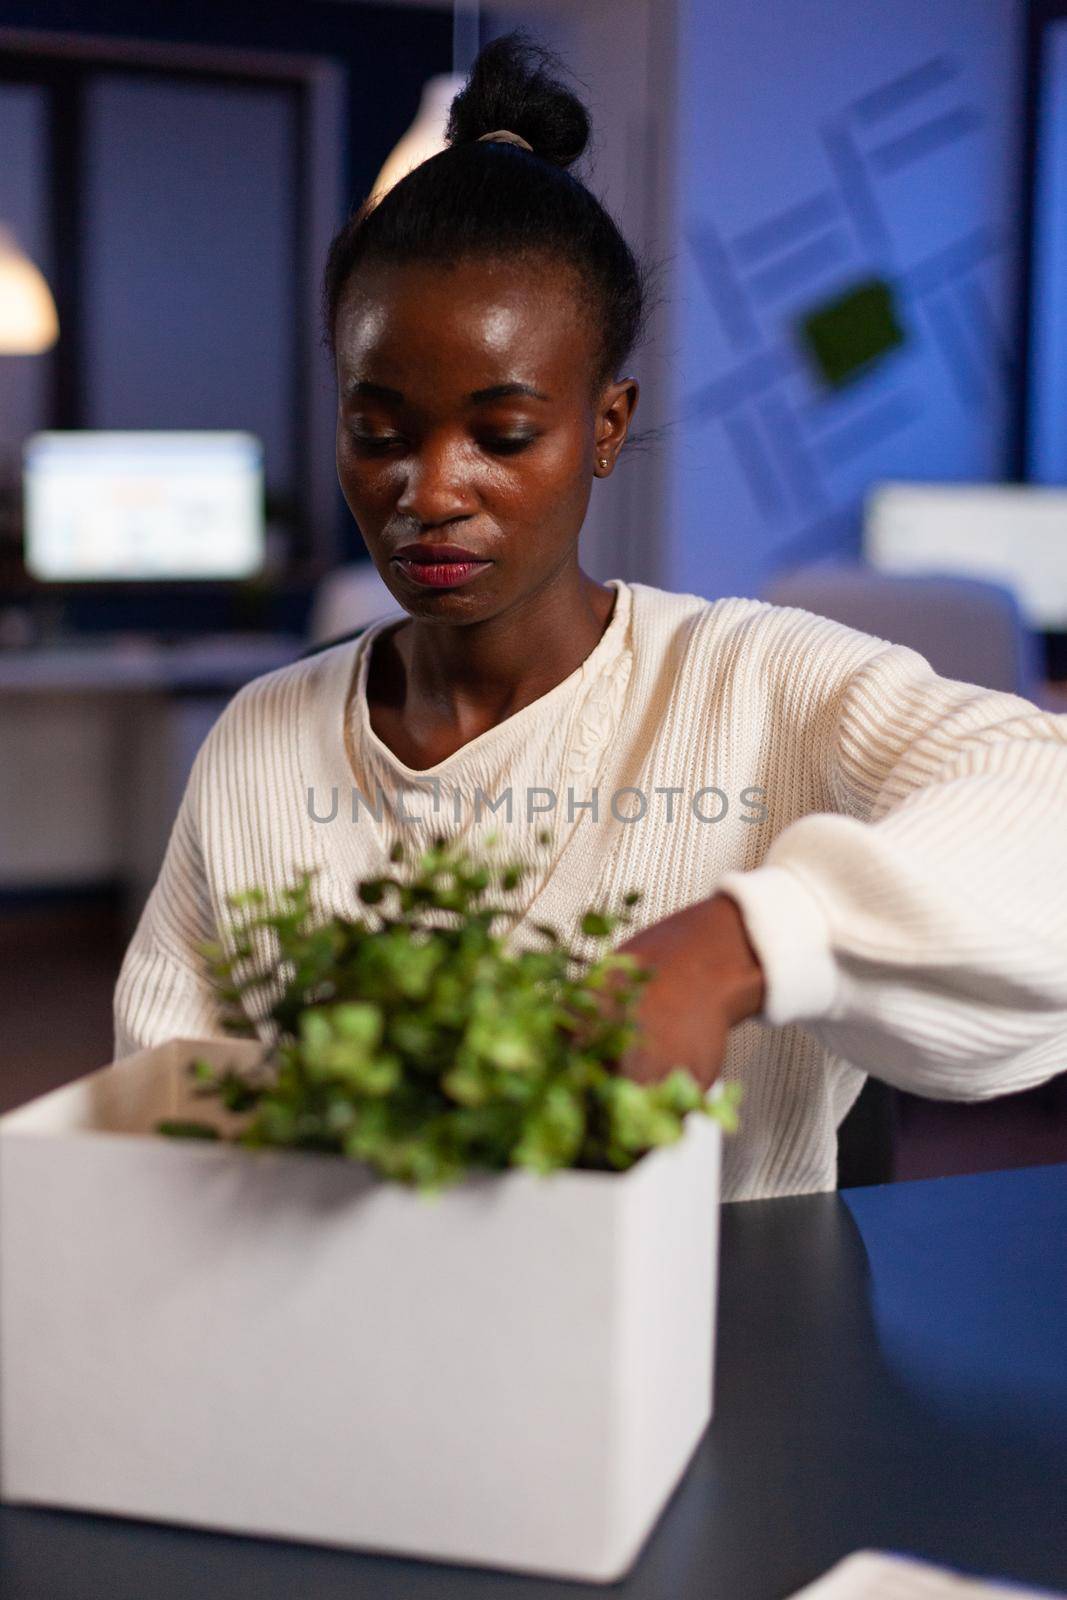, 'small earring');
598,457,609,469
